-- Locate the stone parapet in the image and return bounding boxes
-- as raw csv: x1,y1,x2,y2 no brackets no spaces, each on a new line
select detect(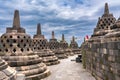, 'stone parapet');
0,58,17,80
